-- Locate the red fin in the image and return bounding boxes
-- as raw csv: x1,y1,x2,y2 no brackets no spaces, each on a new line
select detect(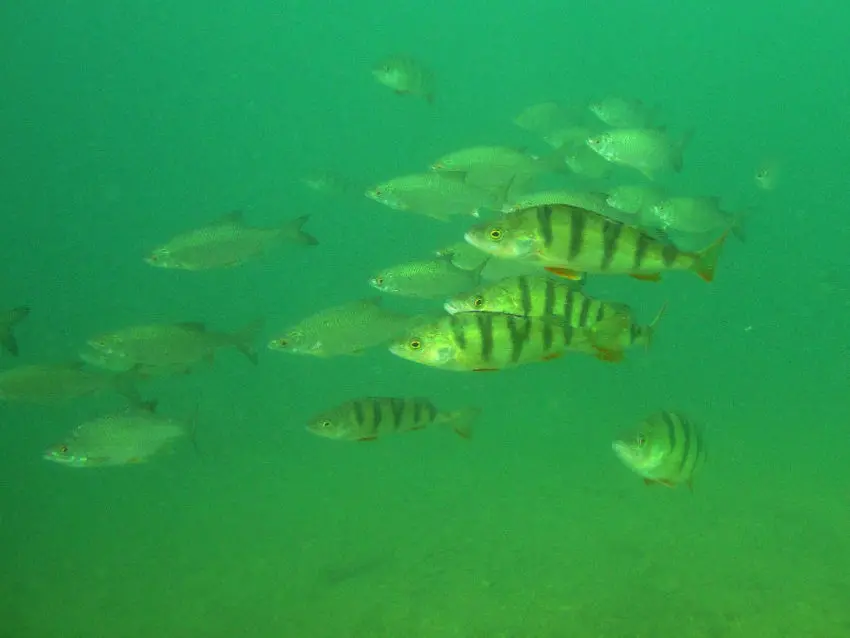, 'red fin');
541,352,562,361
630,273,661,282
694,230,729,283
544,266,584,281
593,347,624,363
